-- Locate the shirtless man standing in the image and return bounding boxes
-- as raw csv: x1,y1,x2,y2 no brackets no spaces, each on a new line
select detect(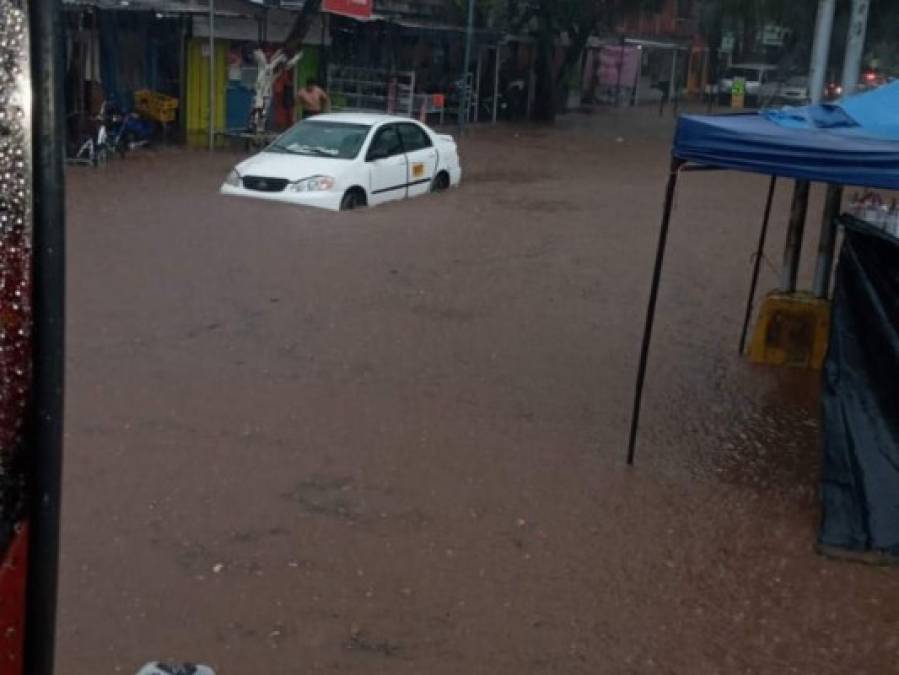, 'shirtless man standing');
296,78,331,118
